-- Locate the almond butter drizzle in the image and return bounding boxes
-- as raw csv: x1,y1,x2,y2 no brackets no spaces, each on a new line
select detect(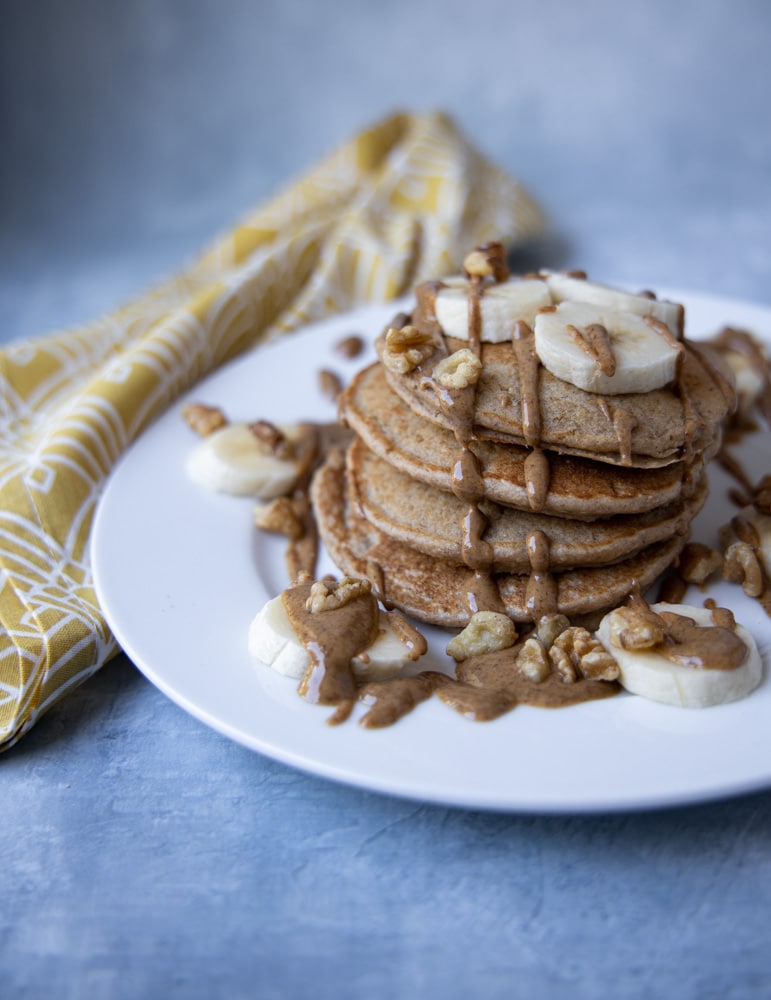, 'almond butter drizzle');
523,448,551,510
287,582,380,724
356,658,618,728
596,400,637,466
511,320,542,448
644,315,686,358
612,407,638,467
467,275,484,355
566,322,616,376
365,558,388,606
511,319,553,523
284,575,615,730
525,530,559,620
628,594,746,671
